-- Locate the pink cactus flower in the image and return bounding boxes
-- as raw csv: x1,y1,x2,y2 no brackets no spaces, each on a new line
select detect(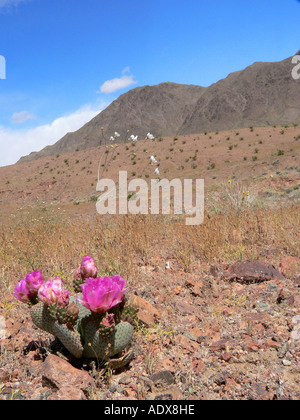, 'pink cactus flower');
13,278,33,303
80,255,98,279
25,270,43,293
77,275,126,313
38,277,69,307
14,270,44,304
